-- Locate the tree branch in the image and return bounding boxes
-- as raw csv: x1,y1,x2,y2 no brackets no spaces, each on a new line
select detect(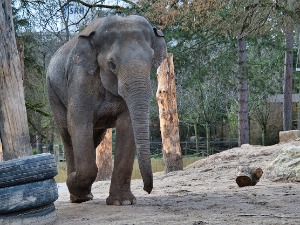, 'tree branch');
122,0,139,8
65,0,126,10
